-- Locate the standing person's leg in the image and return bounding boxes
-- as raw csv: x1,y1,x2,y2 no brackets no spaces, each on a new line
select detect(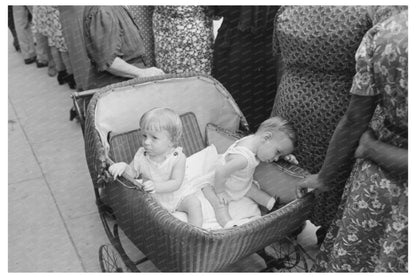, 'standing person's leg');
8,6,20,51
46,45,56,77
50,46,67,85
13,6,36,63
33,32,49,67
60,51,76,89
